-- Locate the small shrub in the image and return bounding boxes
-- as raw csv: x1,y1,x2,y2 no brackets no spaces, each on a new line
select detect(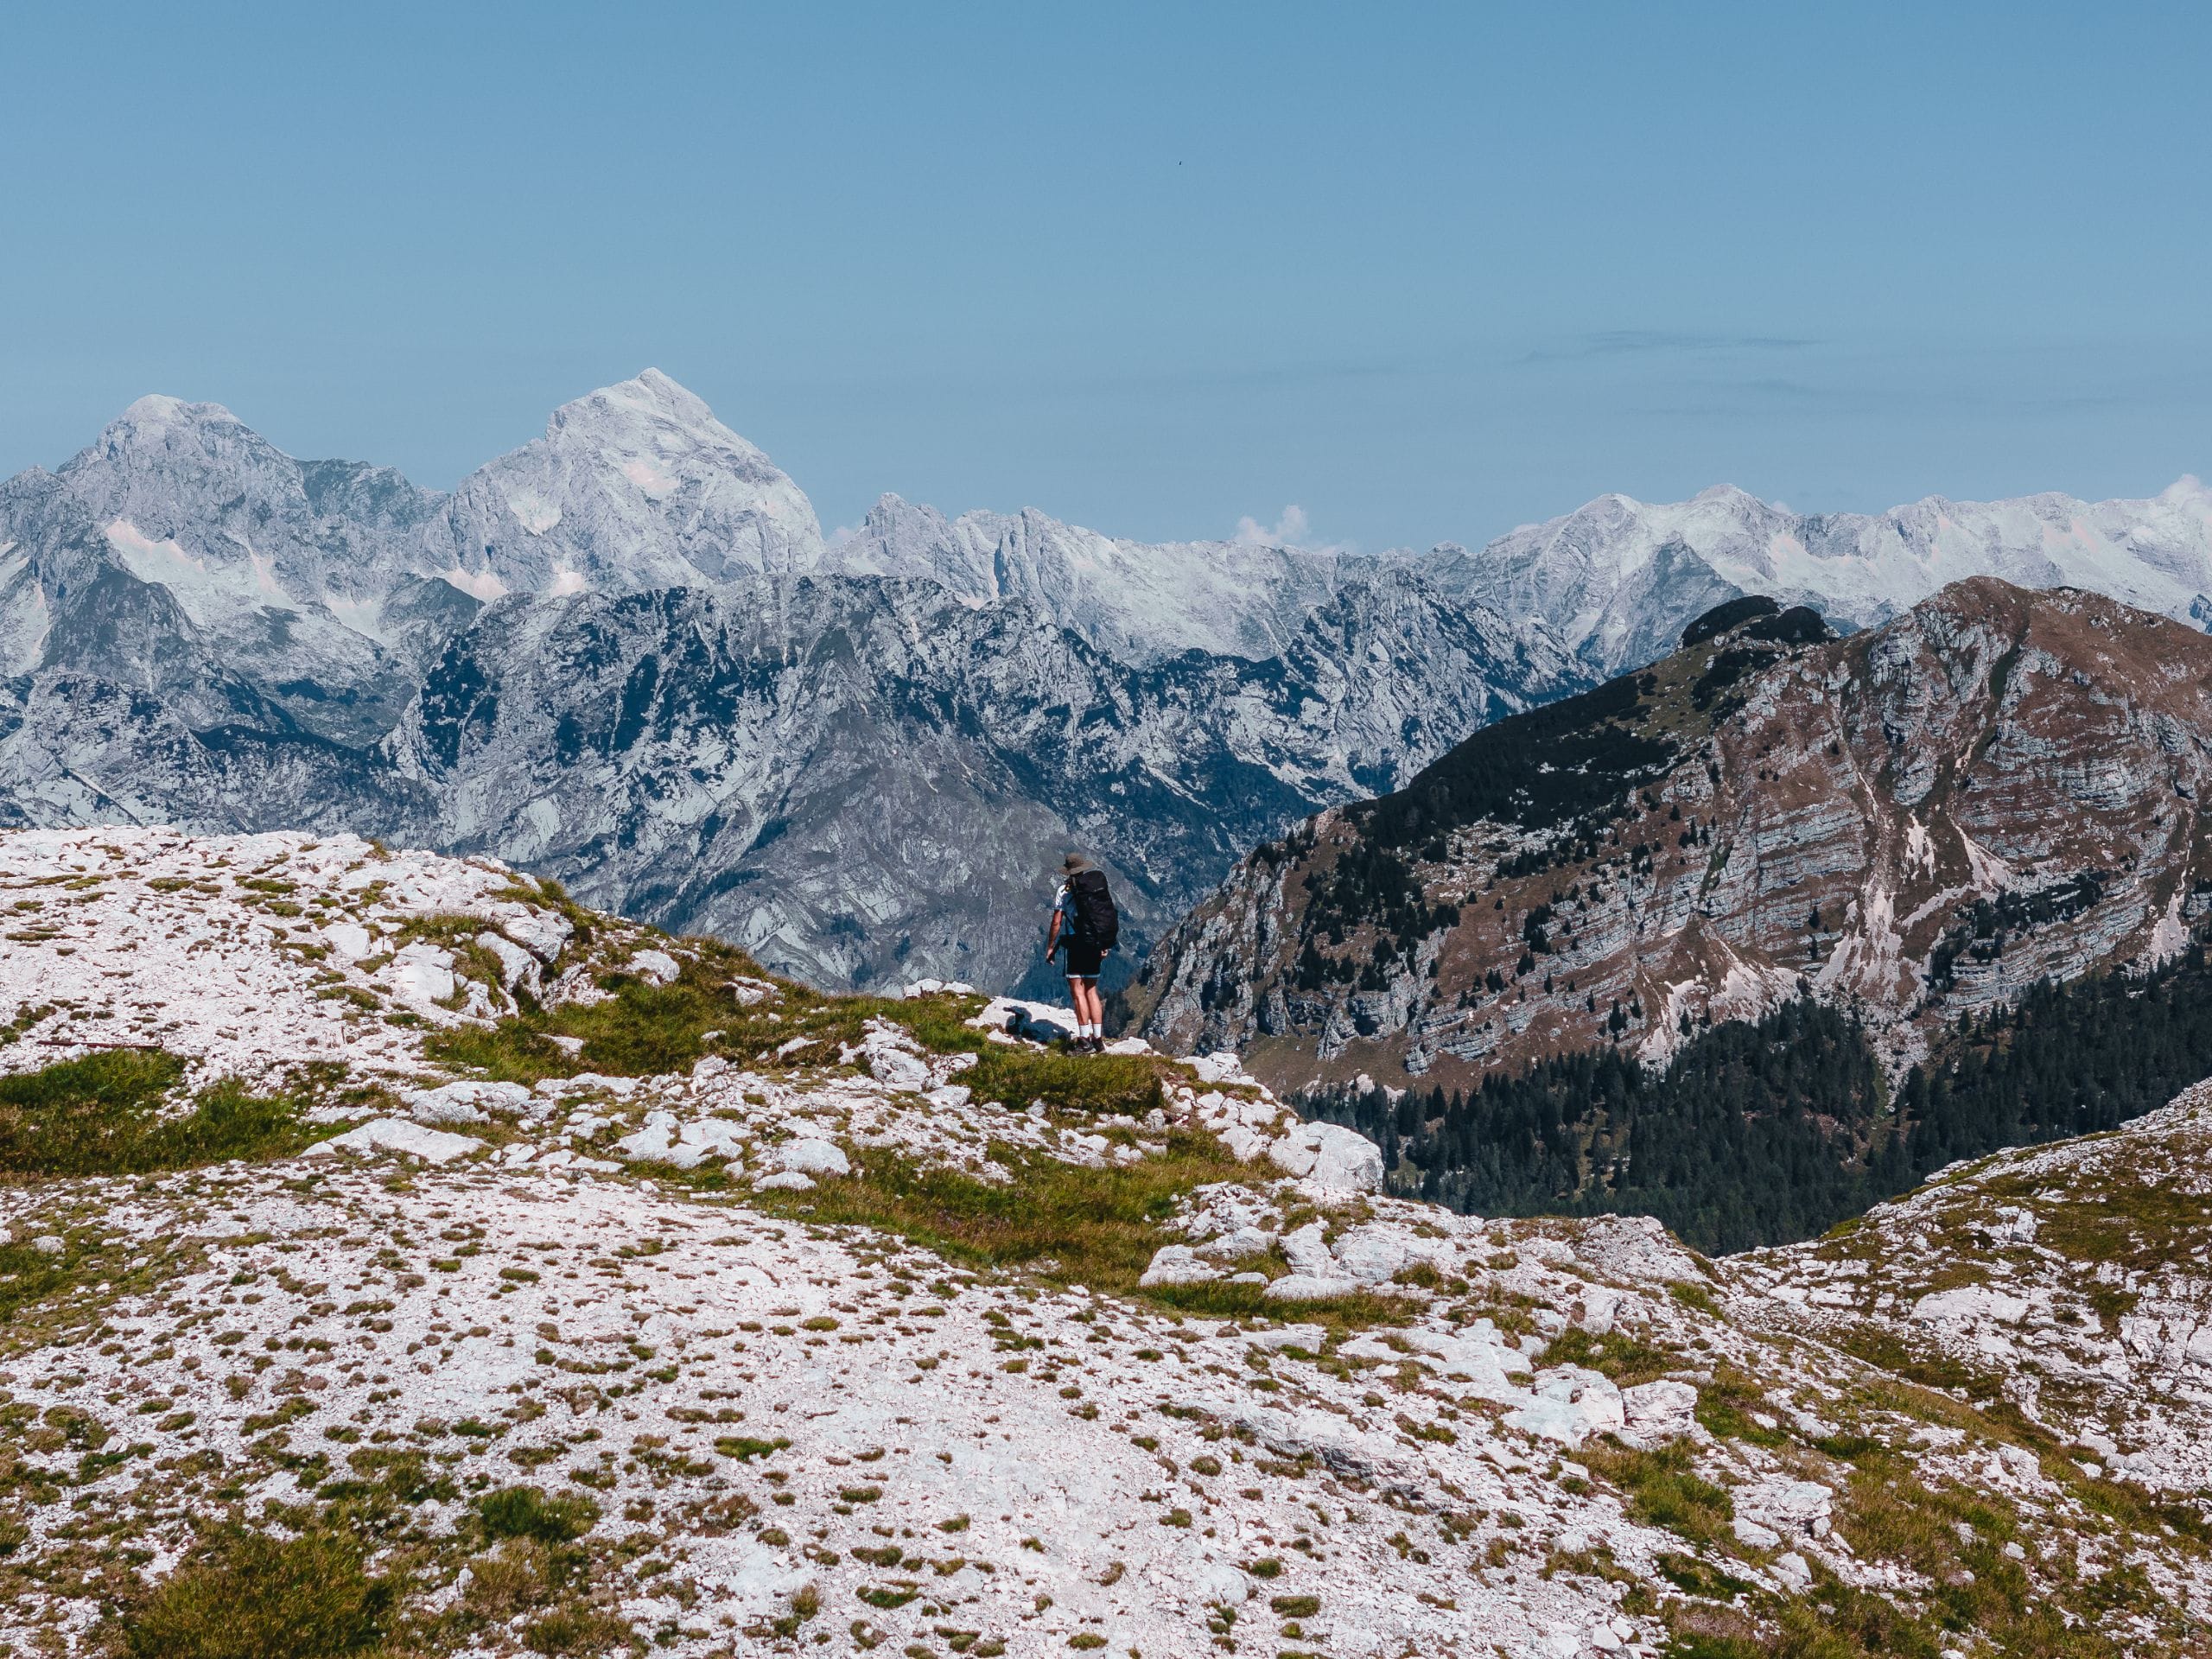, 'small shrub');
463,1541,554,1619
478,1484,601,1544
519,1604,632,1656
714,1435,791,1462
122,1529,393,1659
